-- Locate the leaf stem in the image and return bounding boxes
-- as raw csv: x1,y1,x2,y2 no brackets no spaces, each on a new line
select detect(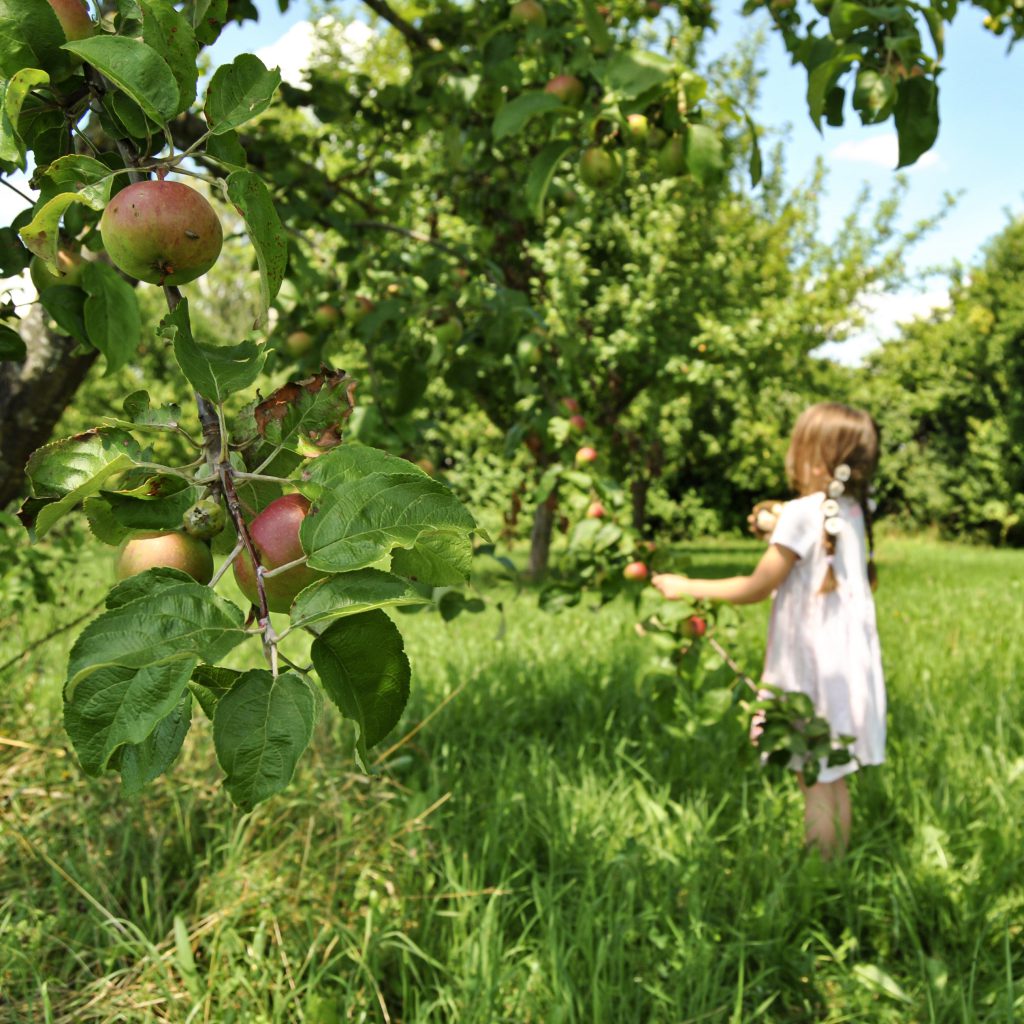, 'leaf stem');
209,539,244,588
261,554,308,579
